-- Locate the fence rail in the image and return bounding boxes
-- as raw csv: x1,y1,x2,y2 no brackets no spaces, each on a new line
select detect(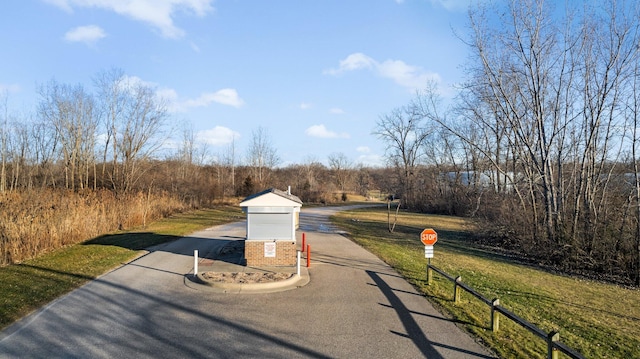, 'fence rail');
428,264,585,359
